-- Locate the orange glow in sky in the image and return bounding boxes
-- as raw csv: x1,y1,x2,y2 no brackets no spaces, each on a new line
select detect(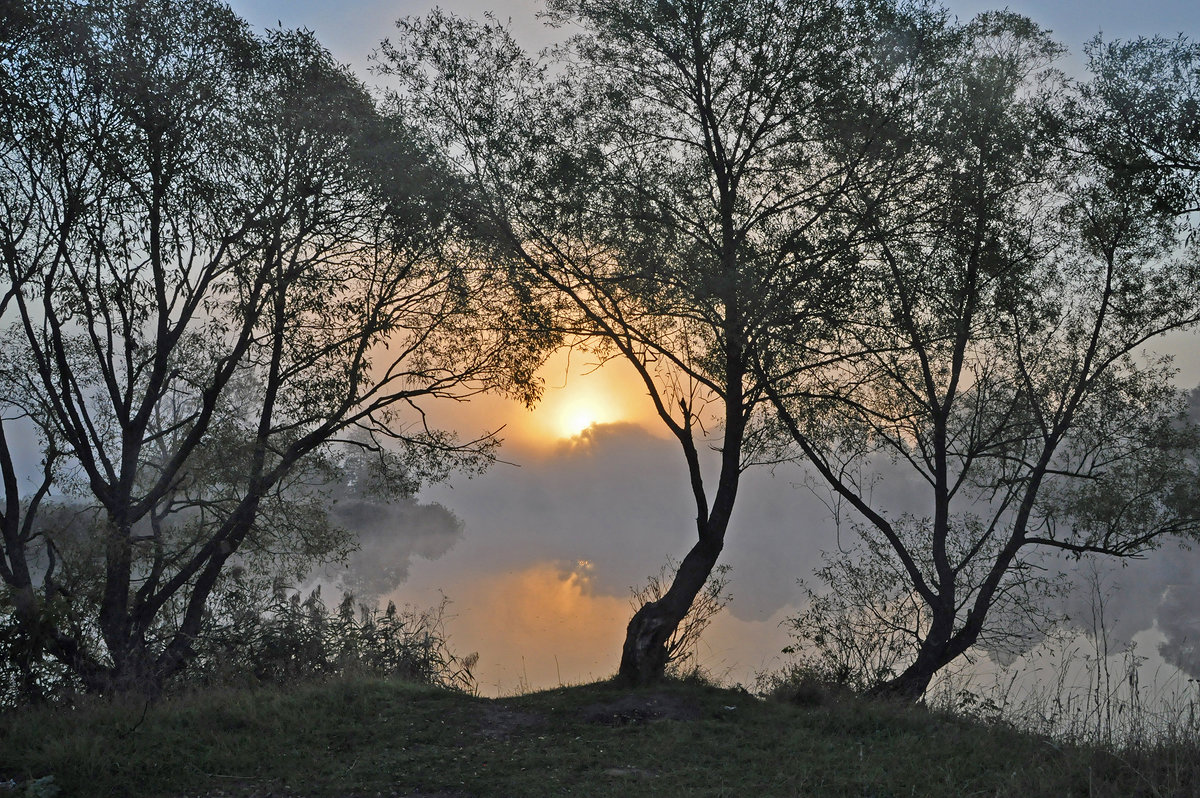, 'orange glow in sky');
423,346,665,450
534,348,654,442
554,397,611,438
